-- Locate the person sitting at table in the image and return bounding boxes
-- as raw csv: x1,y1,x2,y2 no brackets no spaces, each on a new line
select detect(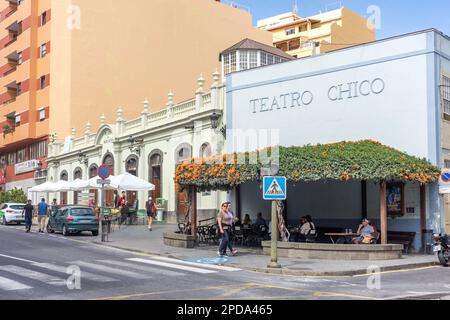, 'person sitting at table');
352,218,375,244
299,215,316,242
243,214,252,226
254,212,267,227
